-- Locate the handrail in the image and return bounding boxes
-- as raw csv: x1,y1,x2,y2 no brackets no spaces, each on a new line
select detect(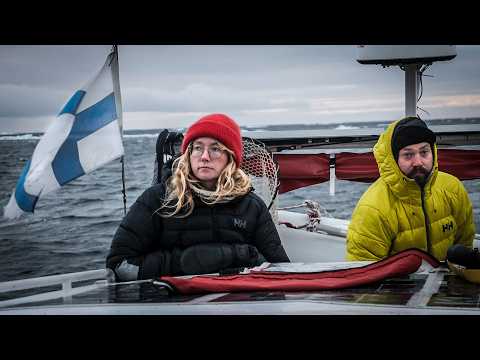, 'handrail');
0,283,106,309
0,268,115,309
0,269,113,293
